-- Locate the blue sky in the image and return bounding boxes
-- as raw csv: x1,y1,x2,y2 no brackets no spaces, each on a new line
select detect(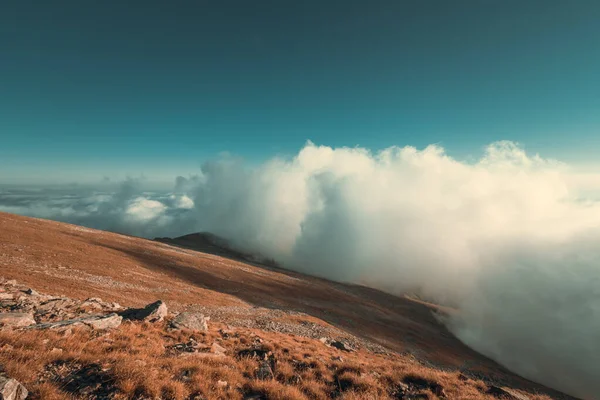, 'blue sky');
1,0,600,184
